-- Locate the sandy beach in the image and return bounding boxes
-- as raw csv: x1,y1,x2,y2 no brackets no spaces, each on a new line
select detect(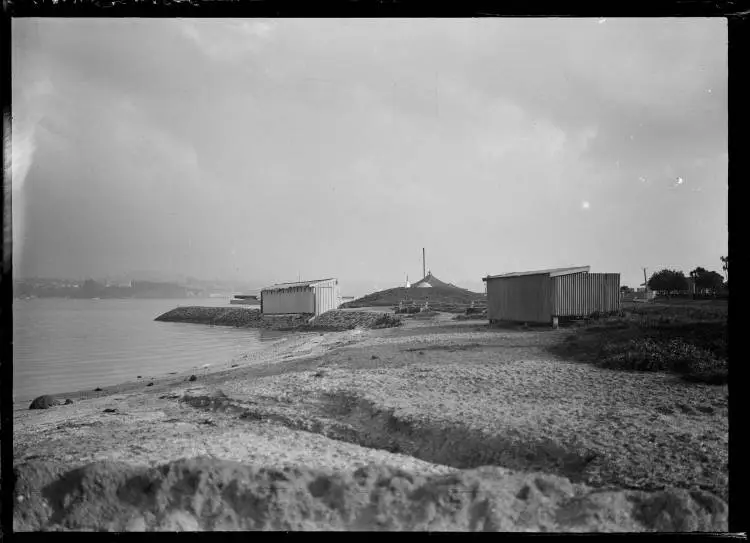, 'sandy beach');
13,317,728,531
